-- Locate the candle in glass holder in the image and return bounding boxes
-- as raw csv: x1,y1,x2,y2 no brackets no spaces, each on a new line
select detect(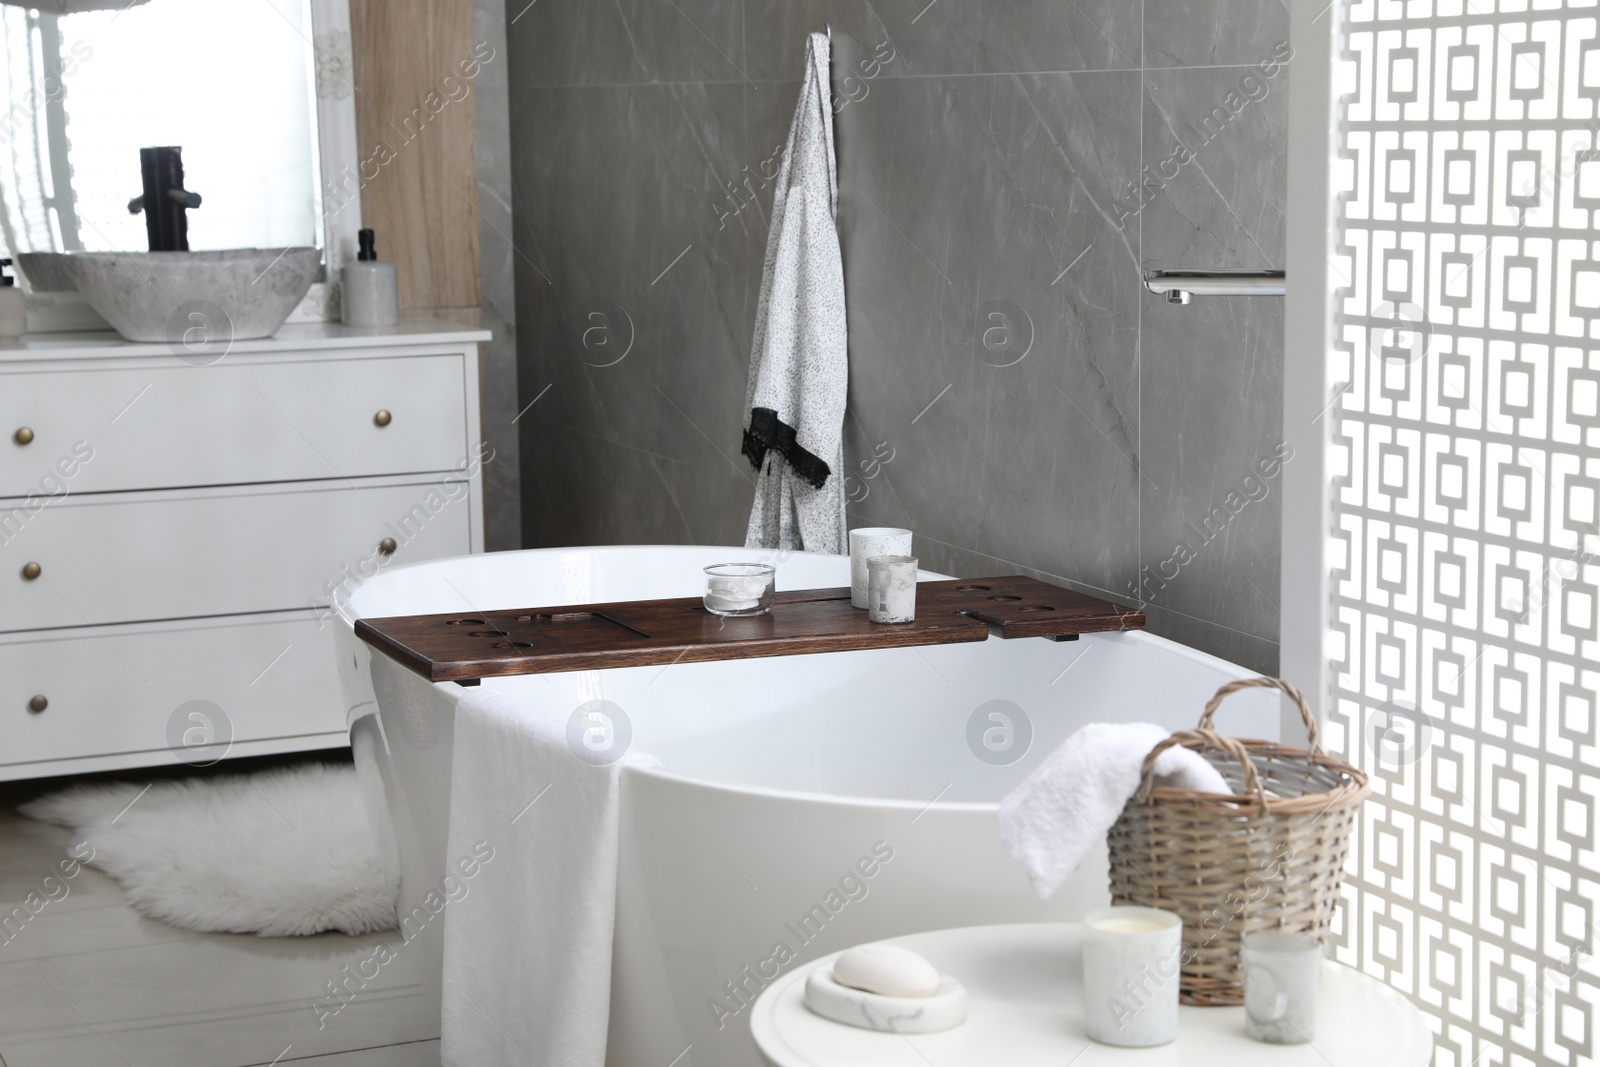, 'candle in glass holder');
1081,906,1182,1047
1242,932,1321,1044
866,555,917,623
